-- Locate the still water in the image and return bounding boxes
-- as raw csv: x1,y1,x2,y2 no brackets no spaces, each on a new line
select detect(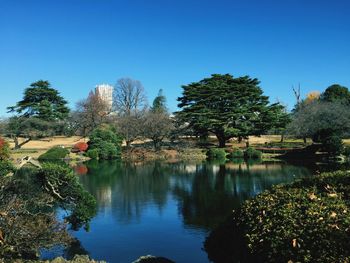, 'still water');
53,160,312,263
